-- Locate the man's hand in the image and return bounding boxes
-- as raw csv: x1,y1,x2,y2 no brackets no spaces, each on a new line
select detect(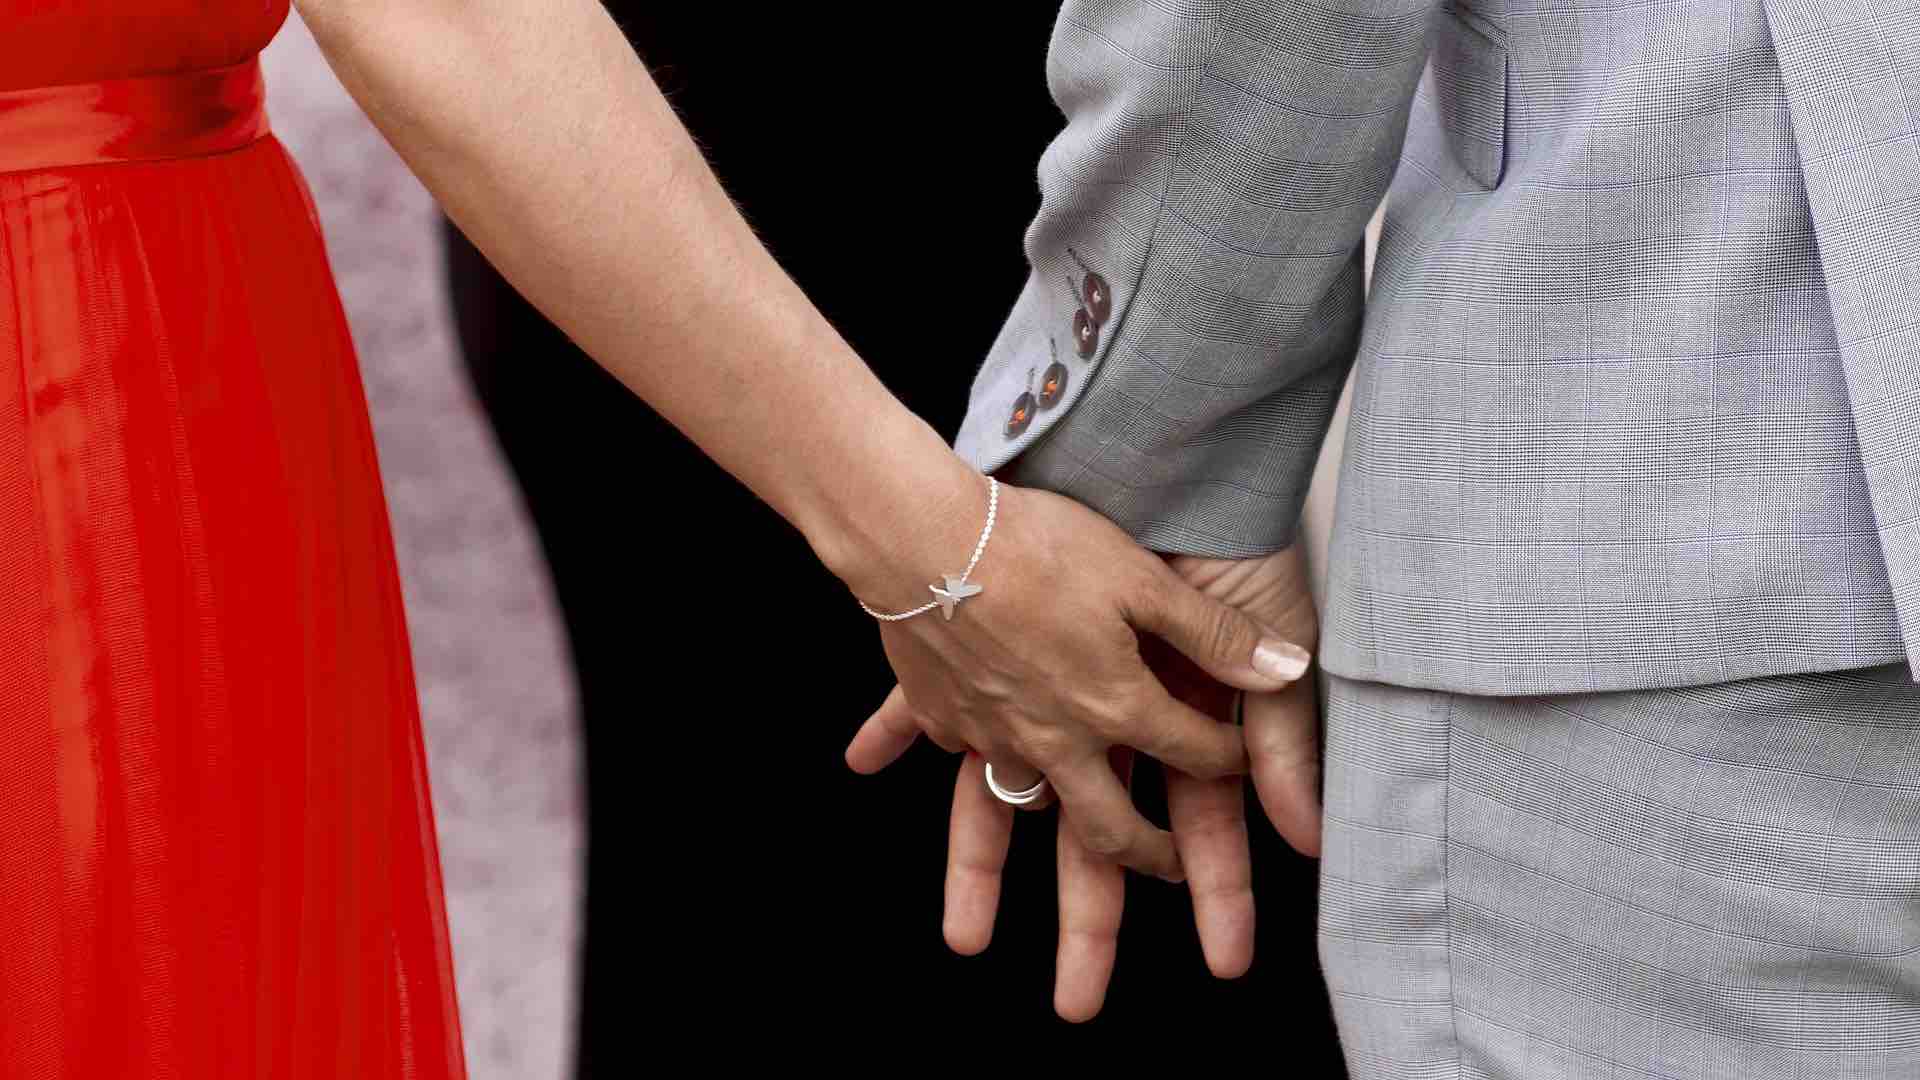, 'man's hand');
1154,544,1323,858
846,541,1322,1020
